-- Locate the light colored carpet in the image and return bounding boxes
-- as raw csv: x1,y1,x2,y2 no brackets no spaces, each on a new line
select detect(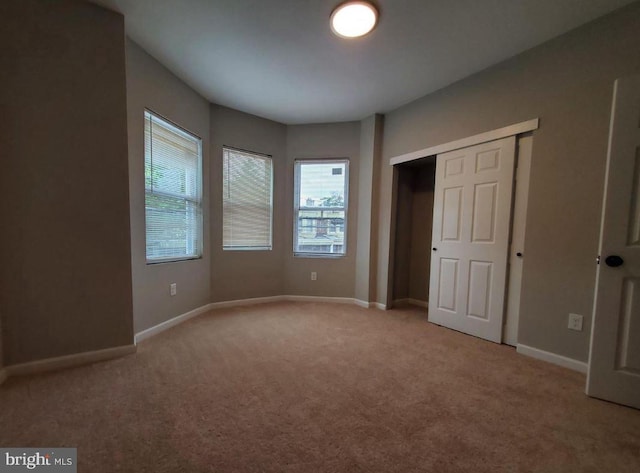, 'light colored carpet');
1,302,639,472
